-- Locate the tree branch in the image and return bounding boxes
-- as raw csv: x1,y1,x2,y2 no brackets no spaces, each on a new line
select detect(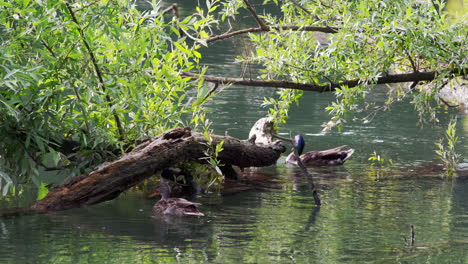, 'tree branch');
65,3,125,140
206,25,337,43
204,0,338,44
1,126,285,215
160,4,179,17
181,68,468,92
